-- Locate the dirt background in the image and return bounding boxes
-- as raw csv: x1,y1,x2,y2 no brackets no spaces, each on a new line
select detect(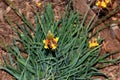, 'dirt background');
0,0,120,80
